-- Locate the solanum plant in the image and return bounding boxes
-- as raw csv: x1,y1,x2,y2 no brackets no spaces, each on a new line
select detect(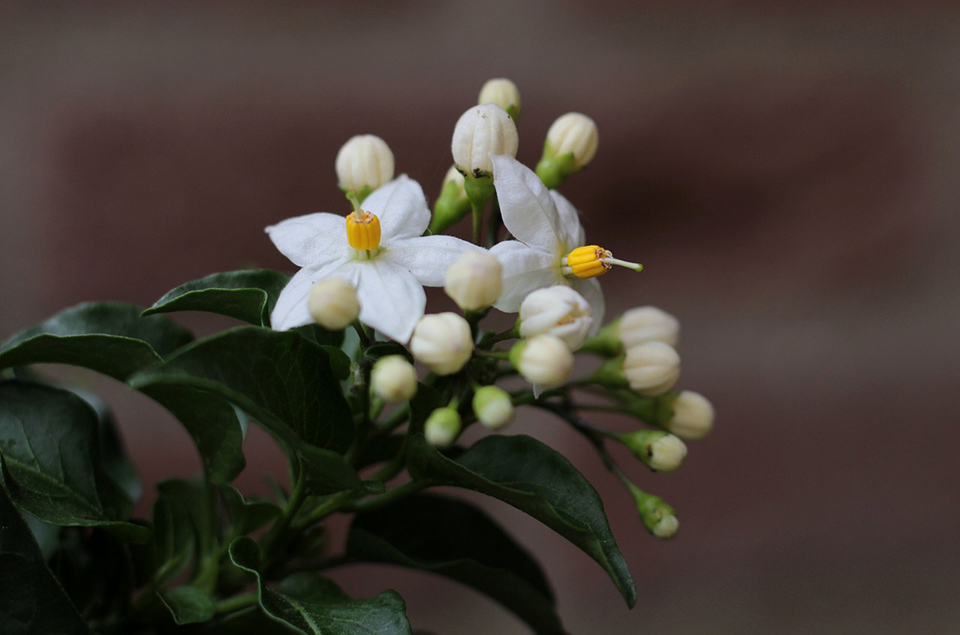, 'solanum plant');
0,79,715,634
